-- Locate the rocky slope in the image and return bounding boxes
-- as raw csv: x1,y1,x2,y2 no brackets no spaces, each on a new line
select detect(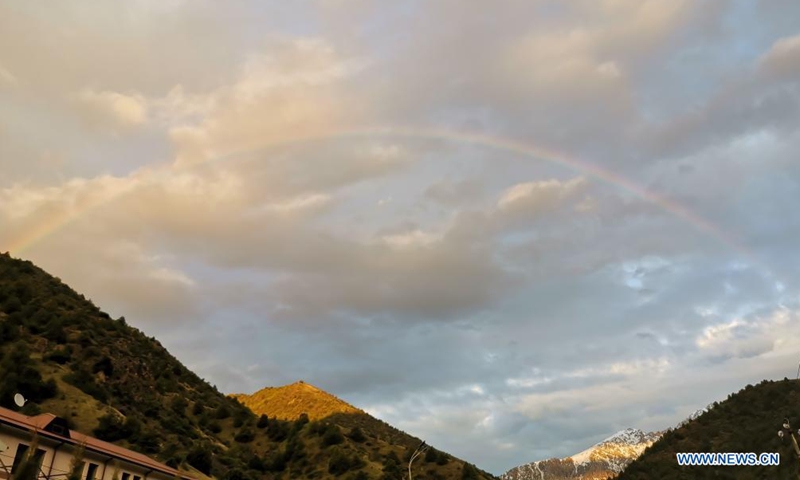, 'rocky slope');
501,428,662,480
